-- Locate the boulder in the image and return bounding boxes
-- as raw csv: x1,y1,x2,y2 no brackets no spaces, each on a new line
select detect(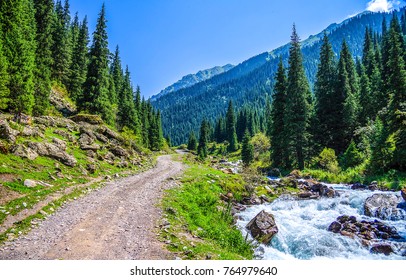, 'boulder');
268,168,281,178
28,142,77,167
370,244,394,256
12,144,39,160
49,89,77,116
364,194,406,220
351,183,368,190
53,129,76,142
401,188,406,202
328,215,403,247
21,126,44,138
246,210,278,244
87,163,97,174
103,152,116,164
110,145,128,158
52,138,67,151
0,120,19,143
70,114,103,125
34,116,77,129
97,126,123,142
310,183,339,198
24,179,37,188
